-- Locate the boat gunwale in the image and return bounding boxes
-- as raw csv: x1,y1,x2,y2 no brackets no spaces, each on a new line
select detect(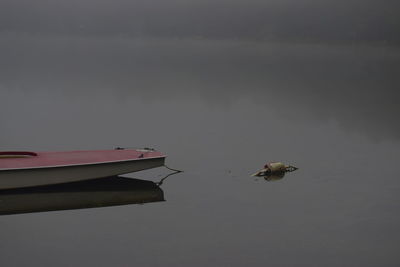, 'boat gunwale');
0,151,38,157
0,155,167,172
